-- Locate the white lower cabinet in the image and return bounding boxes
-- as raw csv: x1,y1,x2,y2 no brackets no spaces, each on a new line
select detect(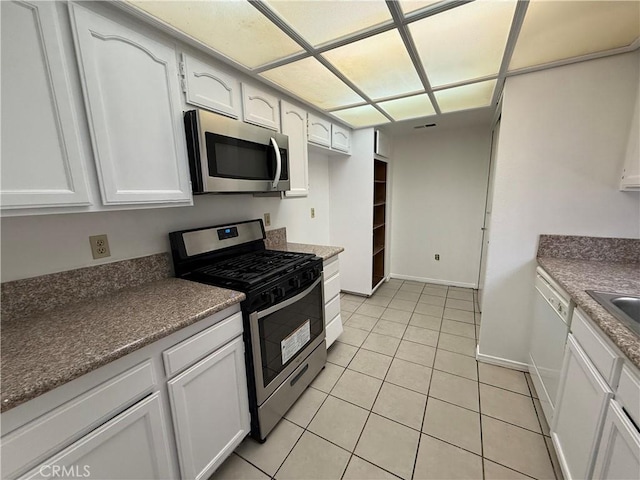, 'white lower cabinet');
21,394,174,480
323,256,343,347
552,334,613,480
2,307,248,480
168,336,250,480
592,399,640,480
